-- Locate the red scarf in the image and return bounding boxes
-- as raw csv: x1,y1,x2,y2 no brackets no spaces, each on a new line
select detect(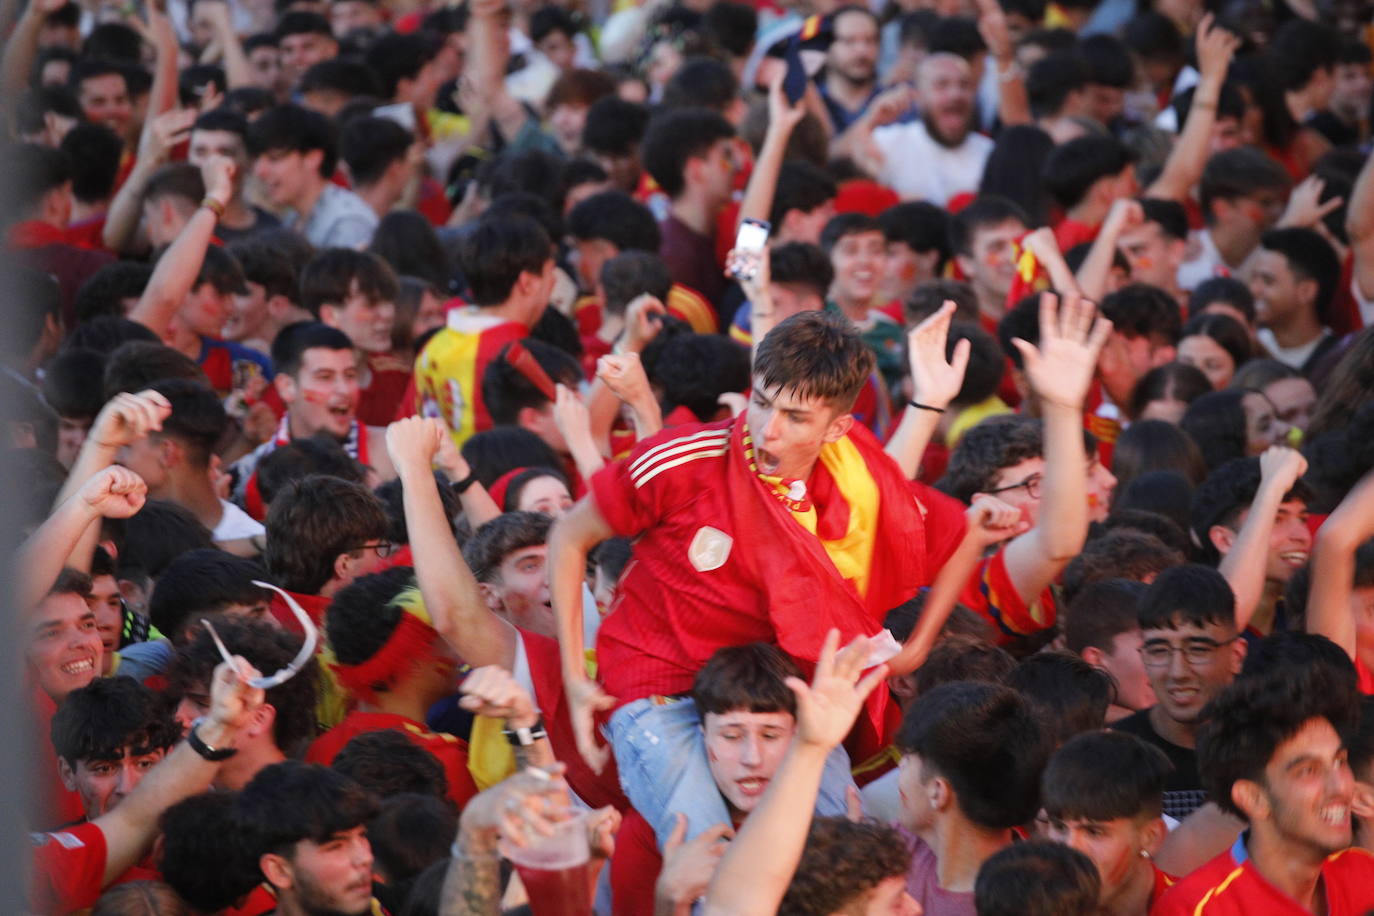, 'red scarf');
722,415,926,758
